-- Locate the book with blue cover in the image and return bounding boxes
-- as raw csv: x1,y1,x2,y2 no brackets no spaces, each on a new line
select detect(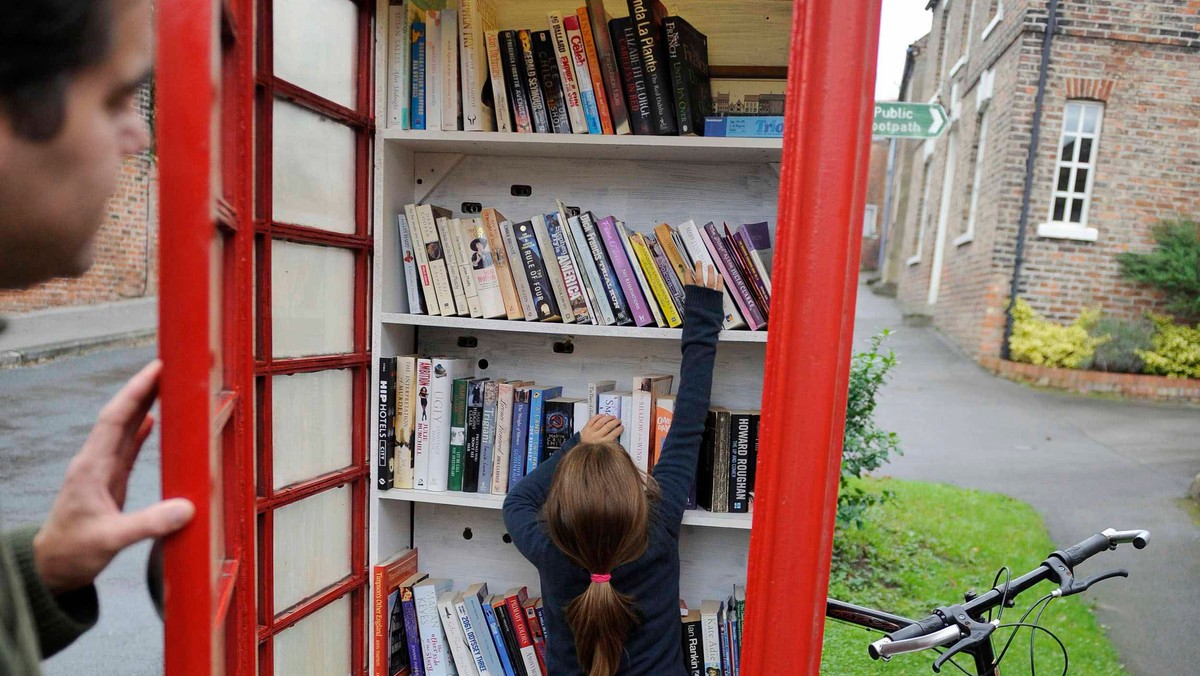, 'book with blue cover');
410,22,427,130
525,386,563,475
703,115,784,138
508,386,532,488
